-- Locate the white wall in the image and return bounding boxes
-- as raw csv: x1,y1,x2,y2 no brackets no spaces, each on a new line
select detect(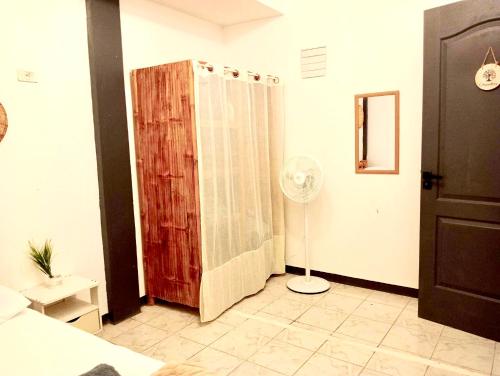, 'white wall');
119,0,227,296
0,0,108,312
223,0,458,288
